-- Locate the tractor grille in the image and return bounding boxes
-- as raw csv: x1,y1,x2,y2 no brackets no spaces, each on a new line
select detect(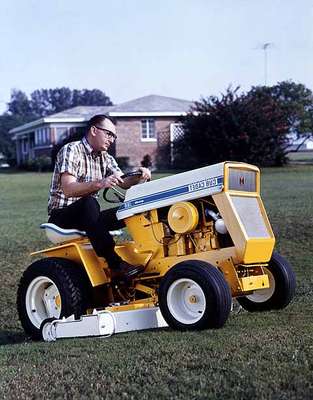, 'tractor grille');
230,196,270,238
228,168,256,192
